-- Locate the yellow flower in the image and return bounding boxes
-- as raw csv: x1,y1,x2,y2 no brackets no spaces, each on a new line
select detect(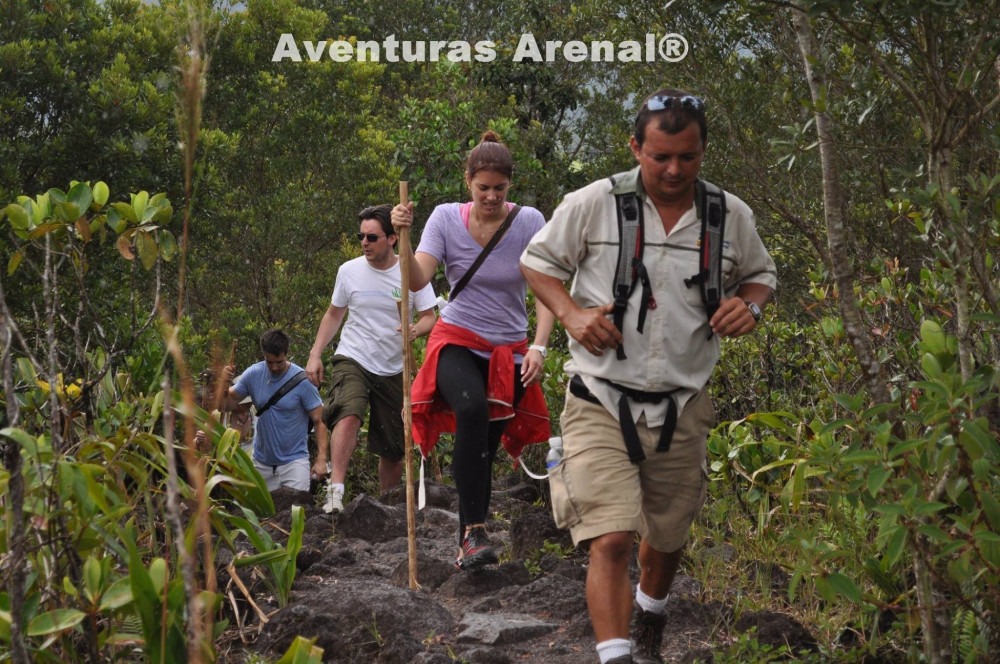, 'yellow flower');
35,373,83,400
